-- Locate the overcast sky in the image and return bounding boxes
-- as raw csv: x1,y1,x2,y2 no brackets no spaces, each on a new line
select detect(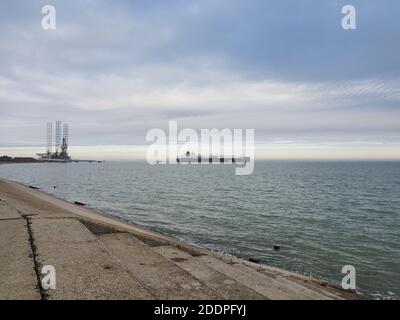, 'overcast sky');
1,0,399,159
